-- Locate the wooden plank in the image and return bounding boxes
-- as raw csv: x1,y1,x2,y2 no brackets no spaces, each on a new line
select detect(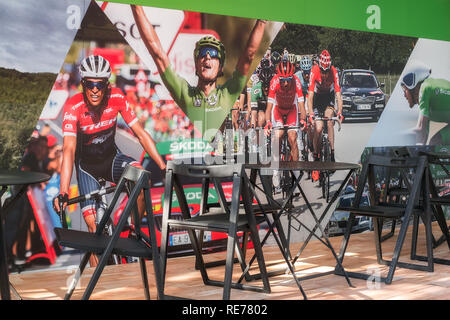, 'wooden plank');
8,221,450,300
